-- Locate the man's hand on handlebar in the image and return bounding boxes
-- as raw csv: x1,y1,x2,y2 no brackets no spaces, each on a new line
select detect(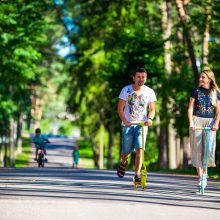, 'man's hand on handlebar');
144,119,153,126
